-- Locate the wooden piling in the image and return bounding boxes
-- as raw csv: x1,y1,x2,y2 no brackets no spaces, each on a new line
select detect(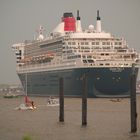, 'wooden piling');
82,74,87,126
59,77,64,122
130,64,137,133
